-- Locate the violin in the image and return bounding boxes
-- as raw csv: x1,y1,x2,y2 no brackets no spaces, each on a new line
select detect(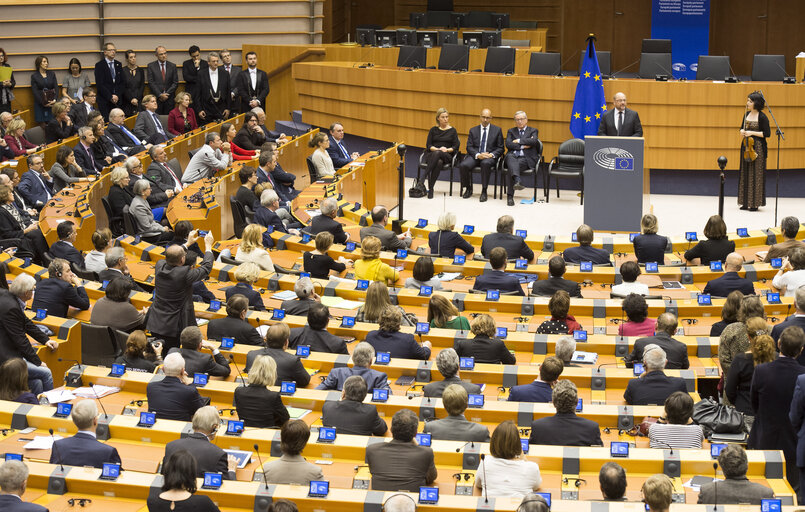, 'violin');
742,112,757,162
